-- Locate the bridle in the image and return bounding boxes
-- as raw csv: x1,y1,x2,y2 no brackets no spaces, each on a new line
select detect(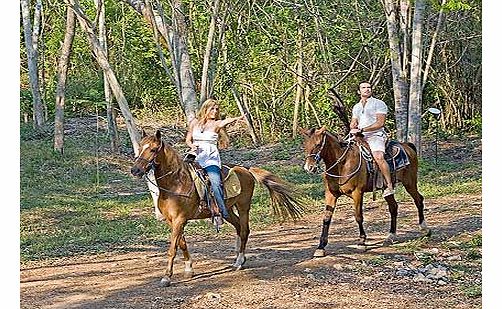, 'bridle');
305,133,363,185
134,141,195,198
